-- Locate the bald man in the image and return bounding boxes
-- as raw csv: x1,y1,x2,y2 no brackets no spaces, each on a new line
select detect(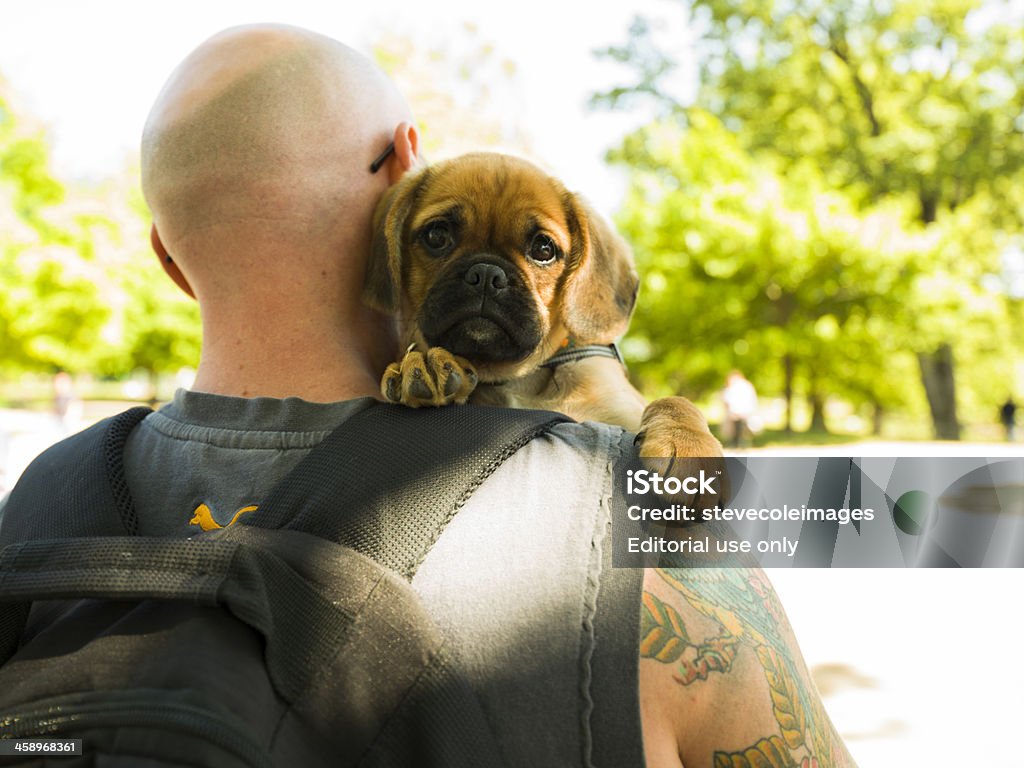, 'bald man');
2,24,855,768
142,24,411,401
